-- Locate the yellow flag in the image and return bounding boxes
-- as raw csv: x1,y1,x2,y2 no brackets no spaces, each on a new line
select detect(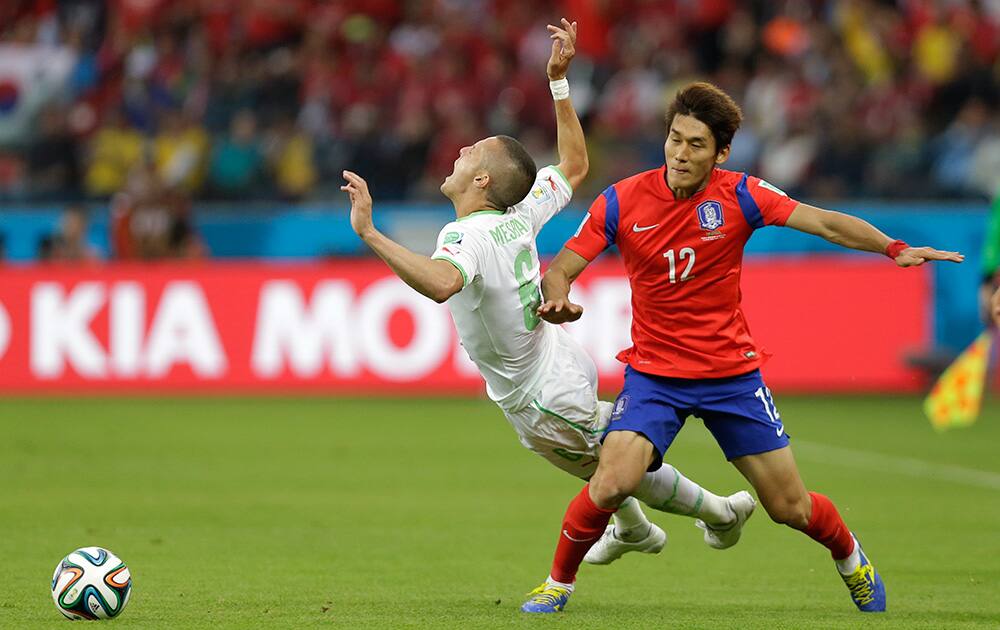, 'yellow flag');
924,332,994,431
